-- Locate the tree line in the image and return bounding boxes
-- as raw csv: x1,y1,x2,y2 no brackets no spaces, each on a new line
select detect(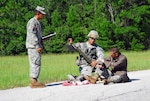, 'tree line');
1,0,150,55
